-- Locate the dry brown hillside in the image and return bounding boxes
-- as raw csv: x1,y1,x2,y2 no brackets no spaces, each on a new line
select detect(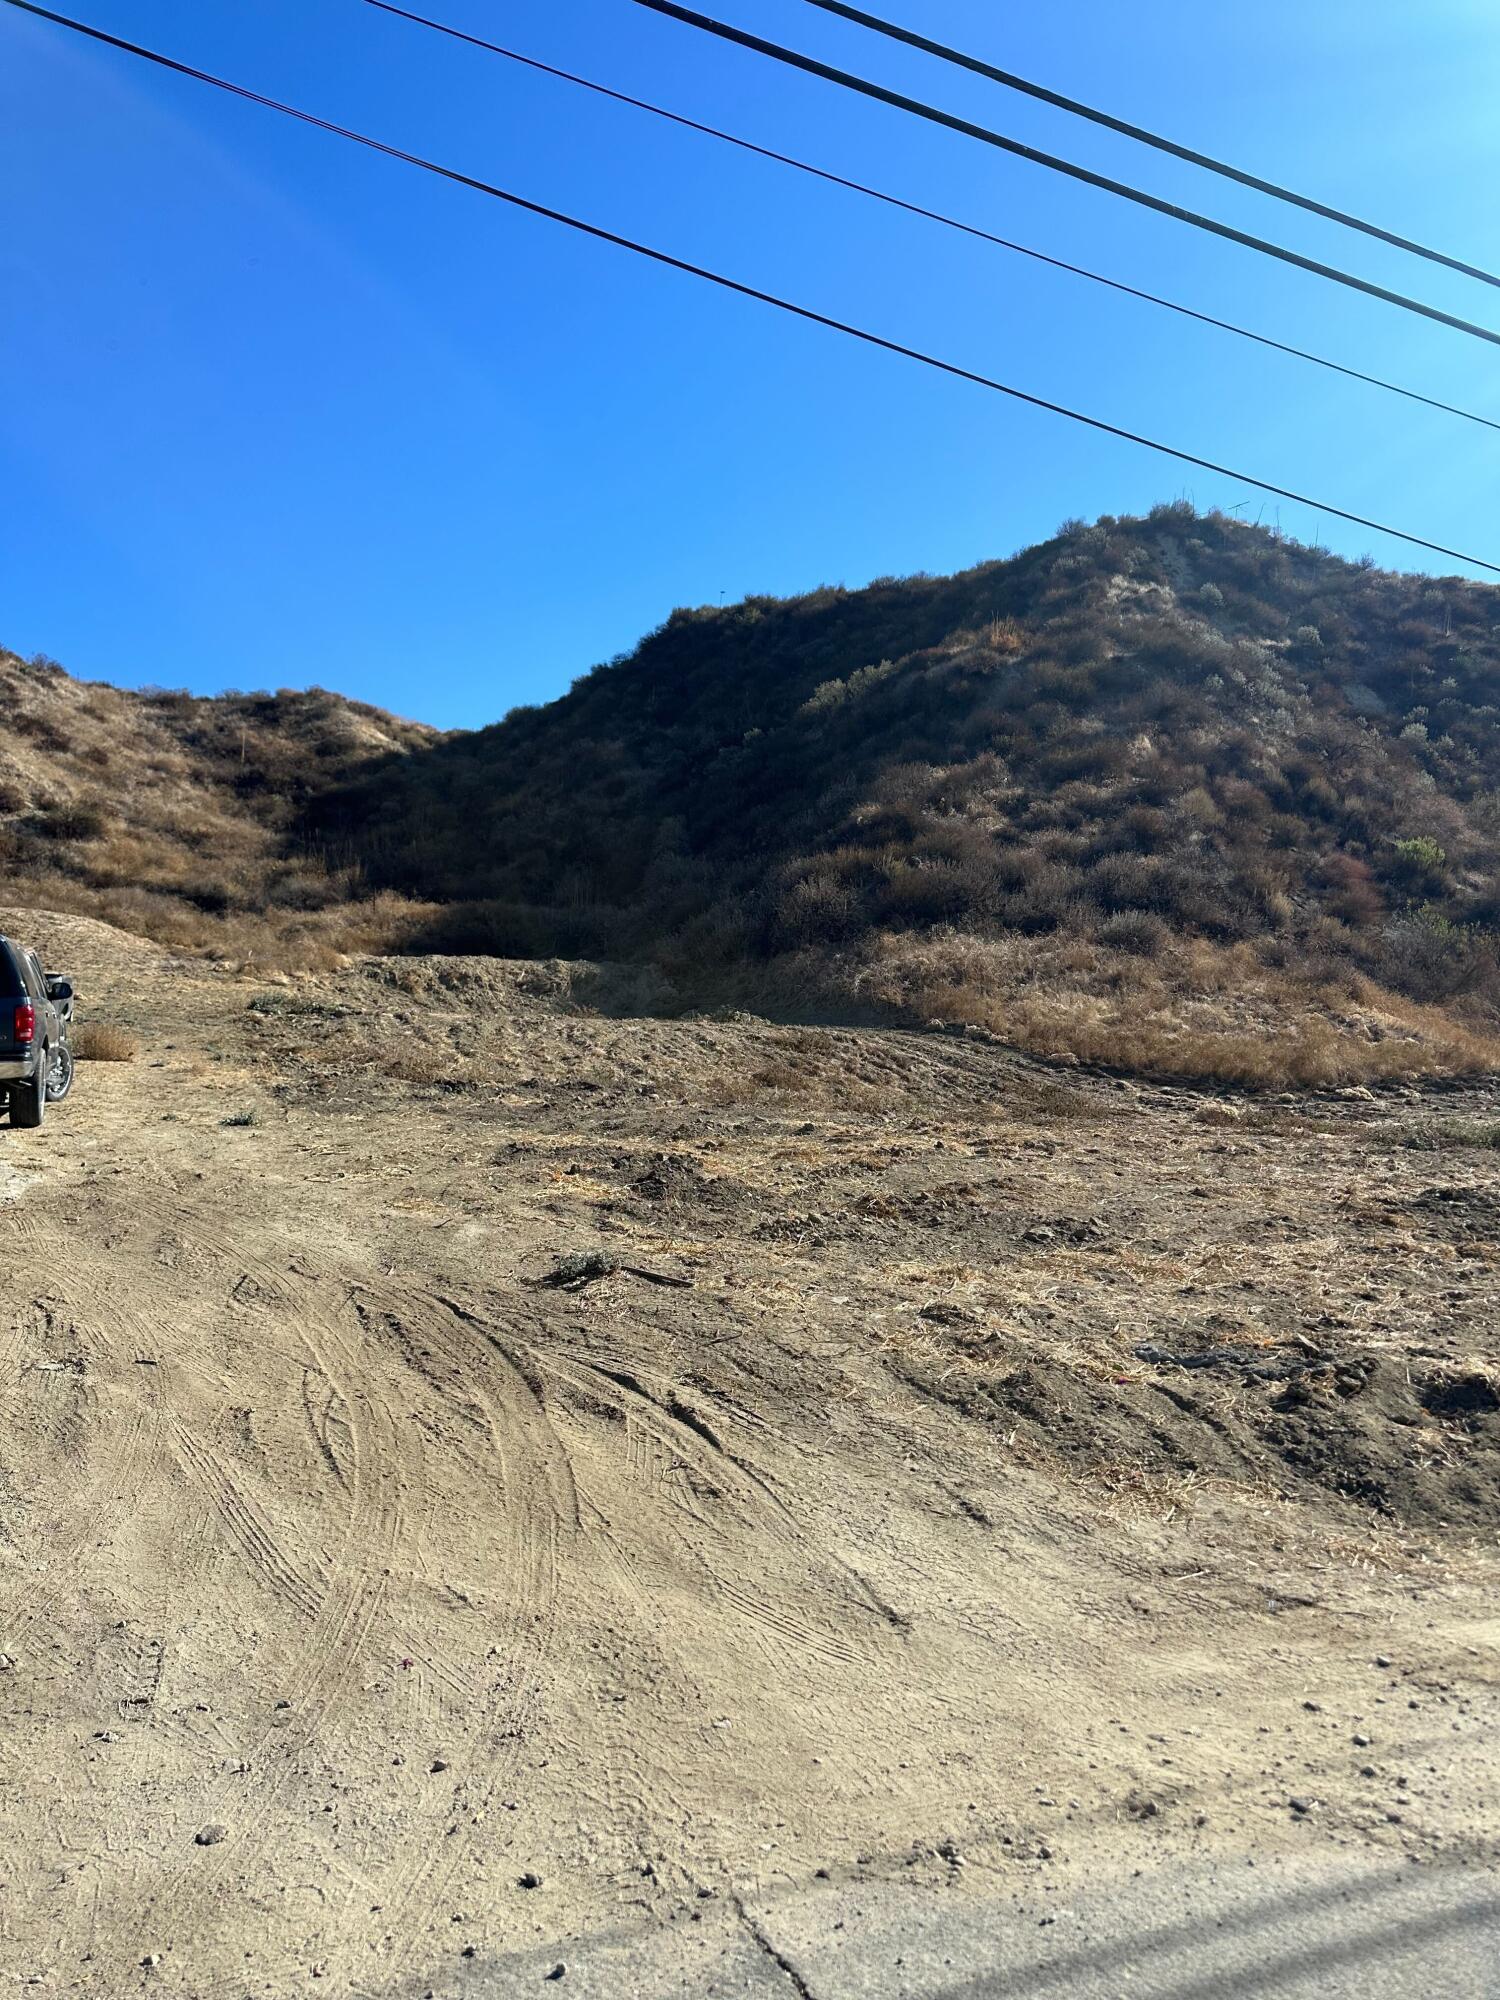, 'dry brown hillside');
12,504,1500,1085
0,648,437,962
